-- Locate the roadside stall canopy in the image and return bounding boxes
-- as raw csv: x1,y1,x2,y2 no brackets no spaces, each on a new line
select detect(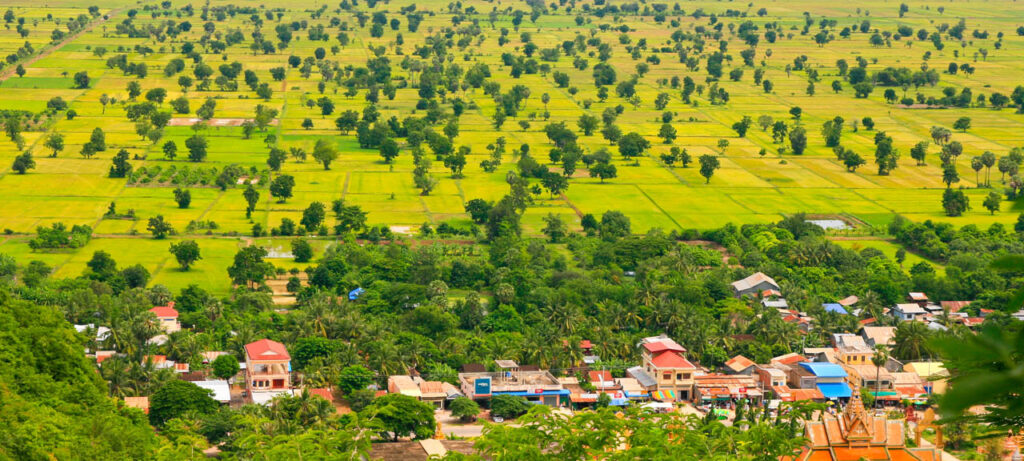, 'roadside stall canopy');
816,382,852,400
